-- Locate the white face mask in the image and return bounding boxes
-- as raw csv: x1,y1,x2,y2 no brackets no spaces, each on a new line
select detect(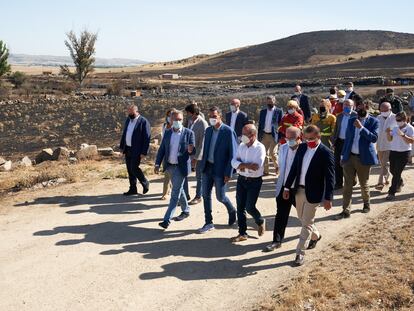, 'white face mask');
294,92,301,96
397,121,406,127
346,87,353,92
288,109,295,114
209,118,218,126
173,120,182,130
381,111,391,118
230,105,237,113
241,135,250,144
